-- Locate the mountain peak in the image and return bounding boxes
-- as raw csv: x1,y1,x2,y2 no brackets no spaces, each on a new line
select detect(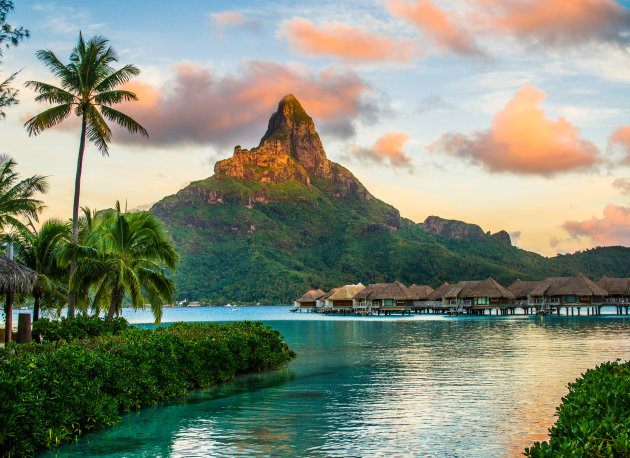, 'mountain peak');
214,94,343,186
